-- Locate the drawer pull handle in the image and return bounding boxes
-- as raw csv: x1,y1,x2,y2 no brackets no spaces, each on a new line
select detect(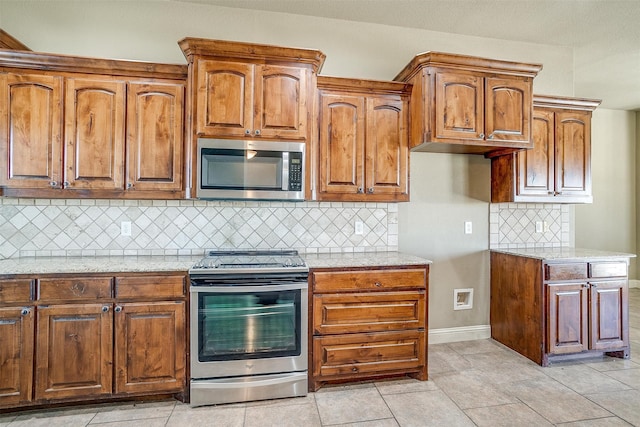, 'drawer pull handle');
374,282,382,287
352,367,358,372
101,305,109,313
114,306,123,313
21,308,30,316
